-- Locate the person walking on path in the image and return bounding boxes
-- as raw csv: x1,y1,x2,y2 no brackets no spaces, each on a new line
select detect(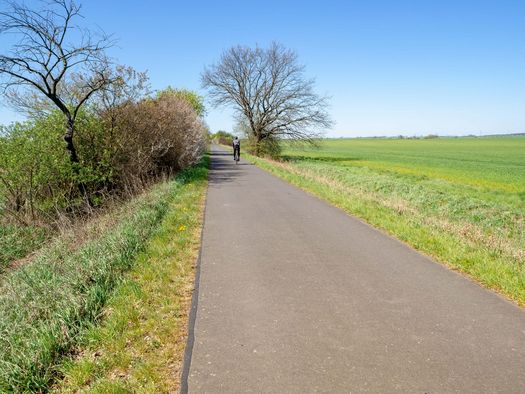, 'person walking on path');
232,136,240,161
